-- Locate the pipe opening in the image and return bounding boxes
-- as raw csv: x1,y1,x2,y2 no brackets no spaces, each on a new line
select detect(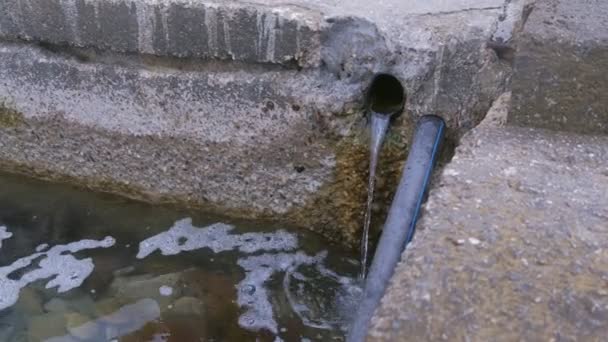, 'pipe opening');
366,74,405,115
